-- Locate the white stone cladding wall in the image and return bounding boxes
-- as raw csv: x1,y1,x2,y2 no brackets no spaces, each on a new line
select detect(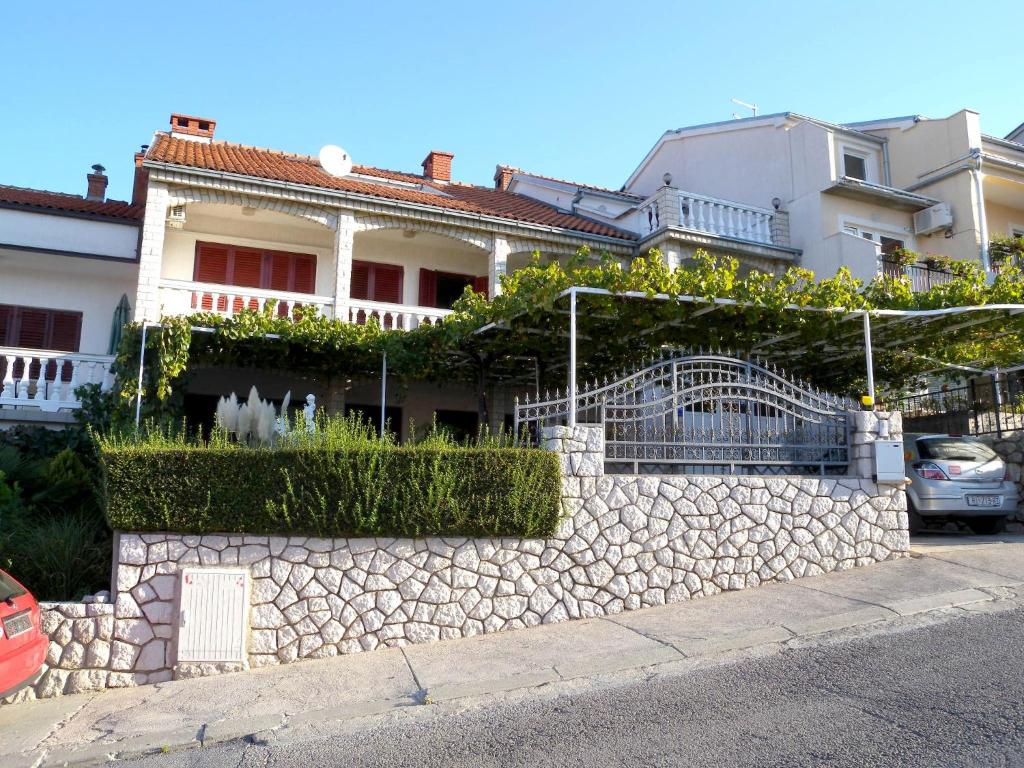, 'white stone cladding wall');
979,431,1024,530
6,423,908,704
